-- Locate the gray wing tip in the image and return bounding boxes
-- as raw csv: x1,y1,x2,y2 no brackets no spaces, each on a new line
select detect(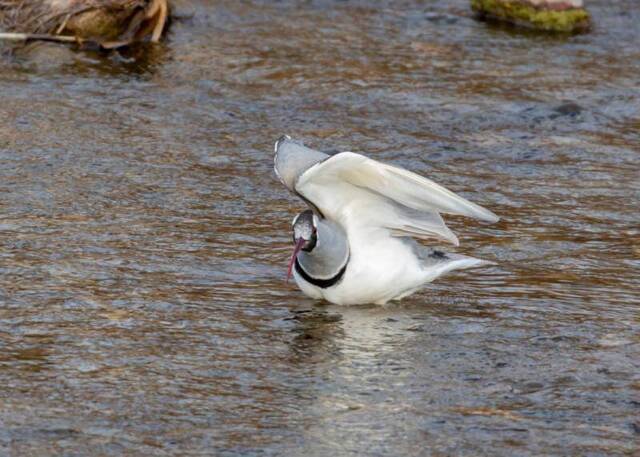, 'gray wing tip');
274,134,293,153
483,212,500,223
273,135,296,187
472,204,500,223
273,136,329,192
